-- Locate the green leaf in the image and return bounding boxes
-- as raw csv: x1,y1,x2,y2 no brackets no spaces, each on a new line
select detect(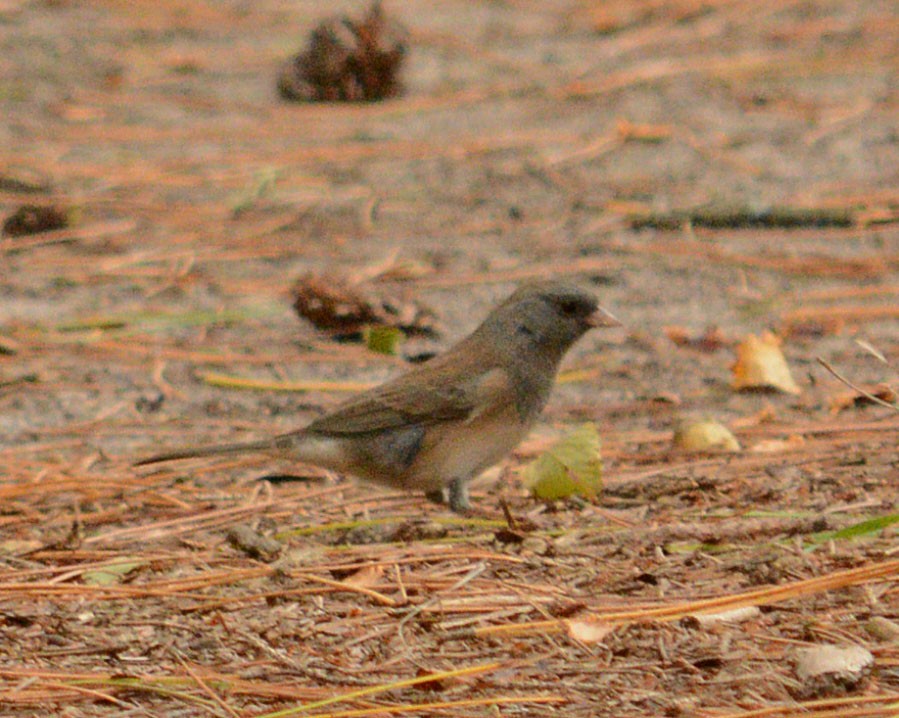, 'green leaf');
364,325,404,355
82,560,145,586
524,423,603,501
